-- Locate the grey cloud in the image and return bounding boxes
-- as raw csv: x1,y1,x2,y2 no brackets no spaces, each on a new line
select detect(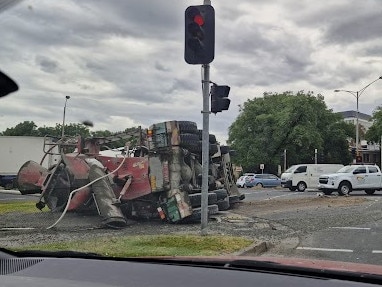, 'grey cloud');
324,12,382,44
35,56,59,73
